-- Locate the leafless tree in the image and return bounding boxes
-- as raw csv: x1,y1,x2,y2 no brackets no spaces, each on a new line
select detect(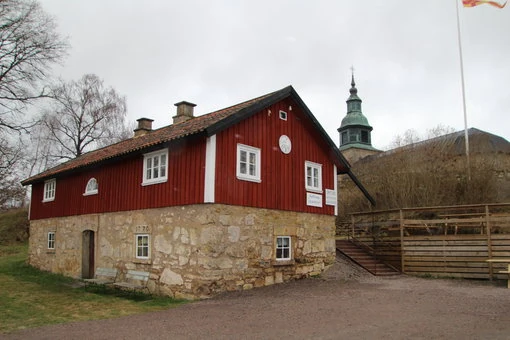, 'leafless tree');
0,0,68,206
41,74,129,161
0,136,26,207
0,0,68,131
